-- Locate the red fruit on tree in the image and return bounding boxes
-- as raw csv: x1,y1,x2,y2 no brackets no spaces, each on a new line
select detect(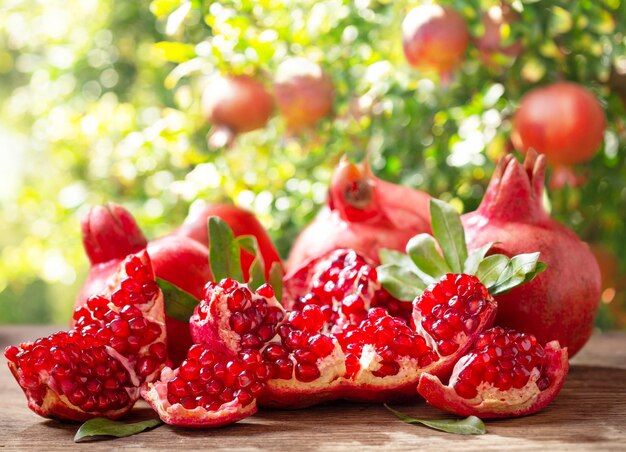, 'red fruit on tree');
274,58,334,131
5,252,167,421
286,158,431,271
202,75,274,147
475,4,523,68
418,327,569,418
462,152,601,356
511,82,606,166
402,4,470,80
76,203,212,367
173,201,283,281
